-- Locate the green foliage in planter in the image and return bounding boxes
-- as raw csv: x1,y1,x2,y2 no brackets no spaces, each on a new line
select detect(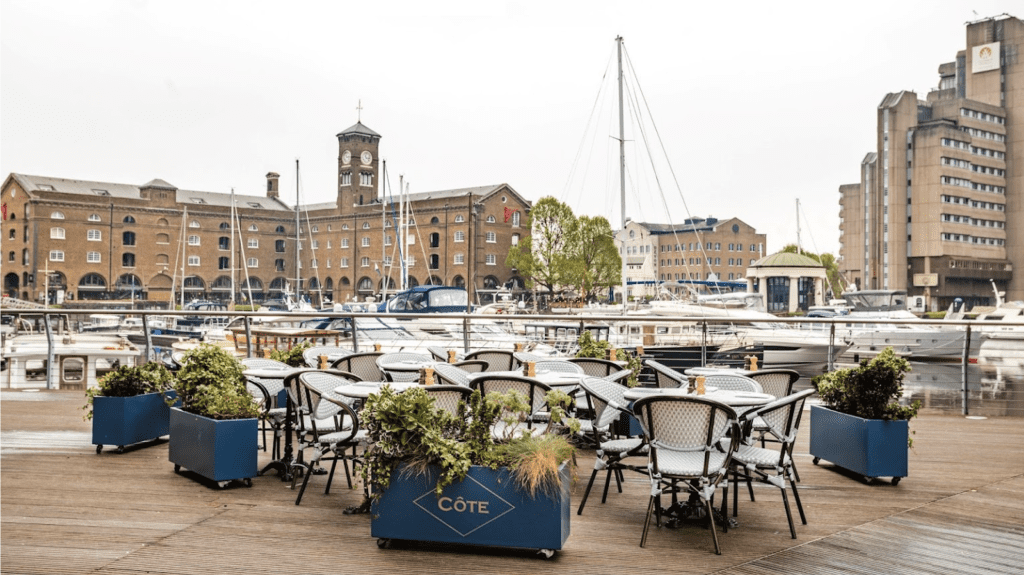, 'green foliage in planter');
82,362,174,420
361,386,578,500
269,341,312,368
171,344,259,420
812,346,921,424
